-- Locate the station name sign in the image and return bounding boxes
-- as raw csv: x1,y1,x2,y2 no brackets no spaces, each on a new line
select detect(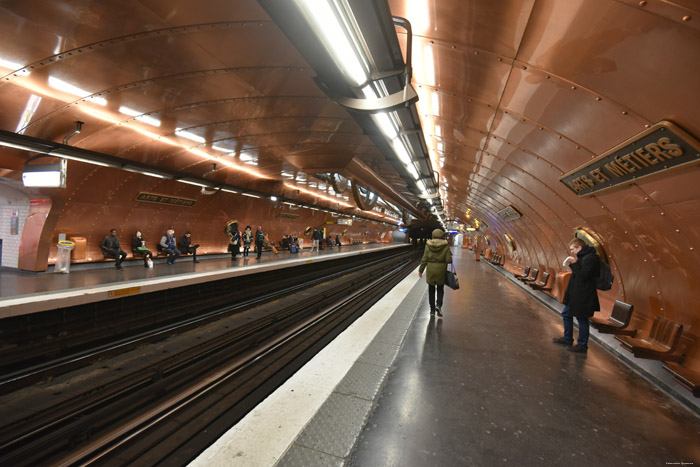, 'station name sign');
560,121,700,196
497,205,522,221
135,192,196,207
